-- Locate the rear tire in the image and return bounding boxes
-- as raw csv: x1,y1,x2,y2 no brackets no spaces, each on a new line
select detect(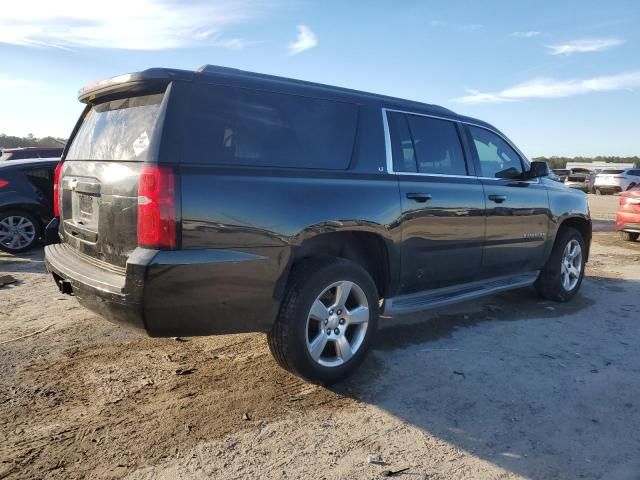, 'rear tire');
535,227,586,302
268,257,379,385
621,231,639,242
0,210,42,254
